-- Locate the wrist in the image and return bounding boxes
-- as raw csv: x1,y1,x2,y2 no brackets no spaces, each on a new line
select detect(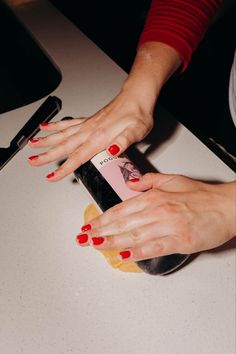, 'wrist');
135,42,182,83
214,181,236,238
121,77,159,115
121,42,182,113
